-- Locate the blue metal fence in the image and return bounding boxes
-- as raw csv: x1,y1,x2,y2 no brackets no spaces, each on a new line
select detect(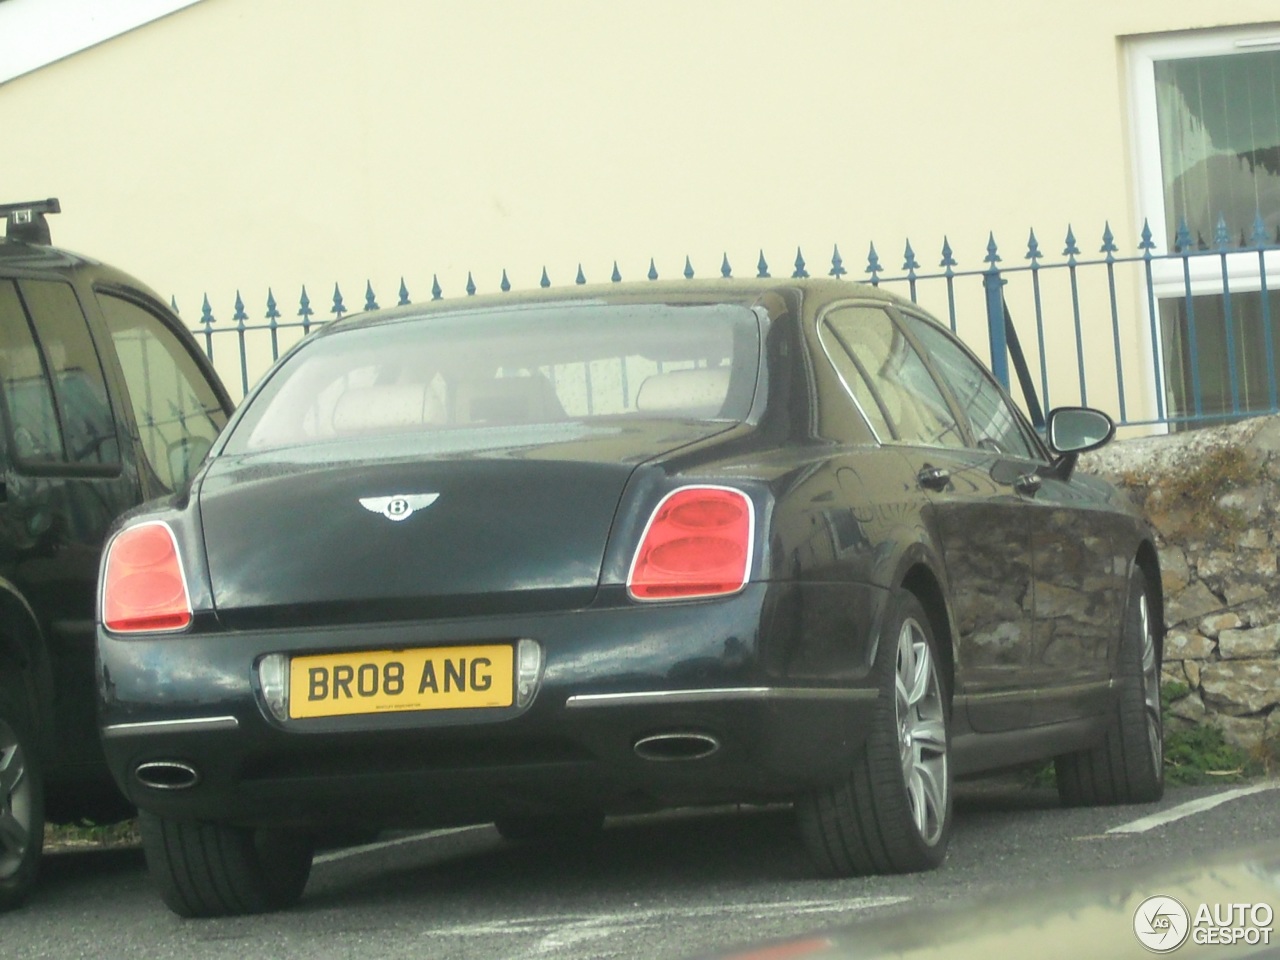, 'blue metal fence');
183,215,1280,433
